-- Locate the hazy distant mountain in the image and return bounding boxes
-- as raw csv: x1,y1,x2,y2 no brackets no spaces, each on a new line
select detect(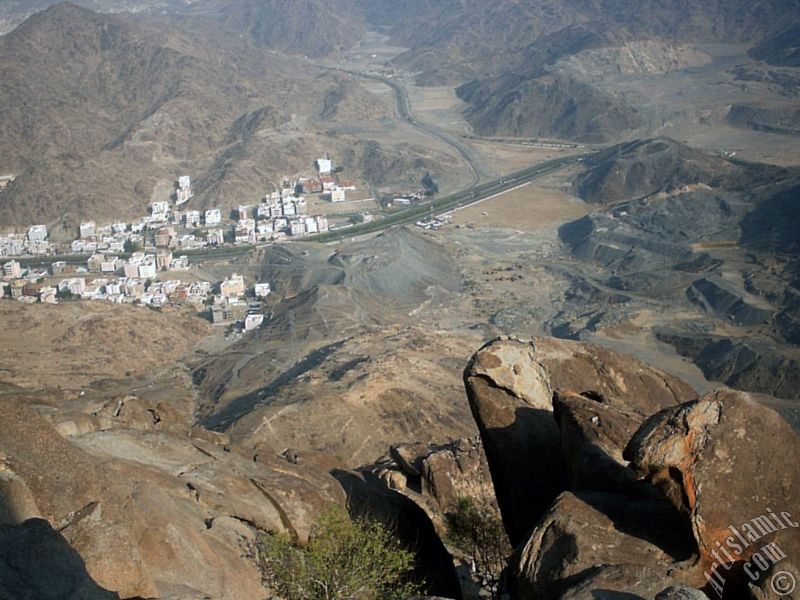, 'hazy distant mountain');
360,0,799,77
0,0,186,34
361,0,800,140
185,0,365,58
750,24,800,66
